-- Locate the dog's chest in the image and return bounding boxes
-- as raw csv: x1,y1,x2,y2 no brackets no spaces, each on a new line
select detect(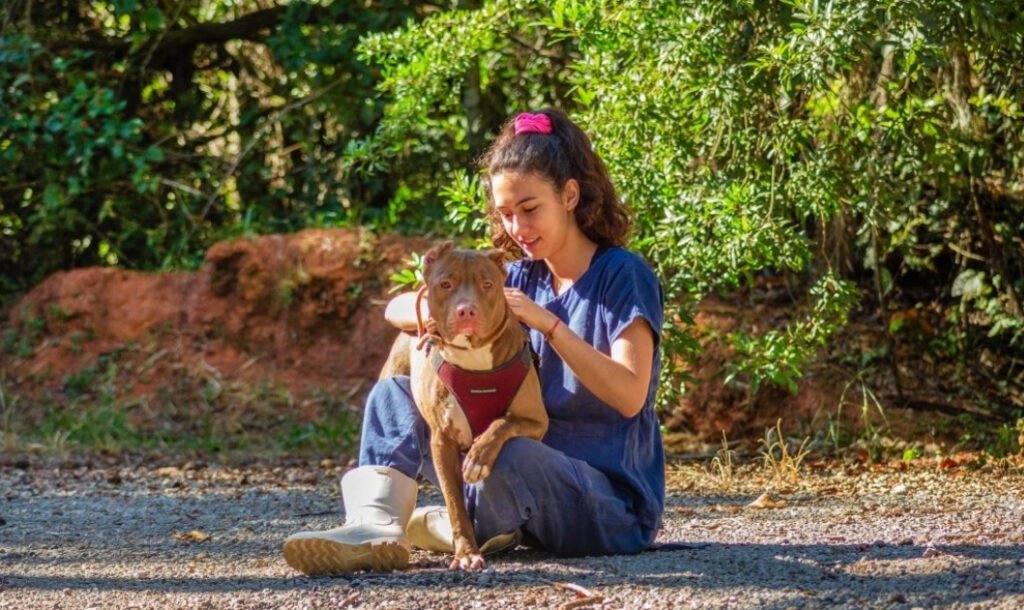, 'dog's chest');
438,344,494,448
441,338,493,370
441,400,474,448
413,345,498,449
